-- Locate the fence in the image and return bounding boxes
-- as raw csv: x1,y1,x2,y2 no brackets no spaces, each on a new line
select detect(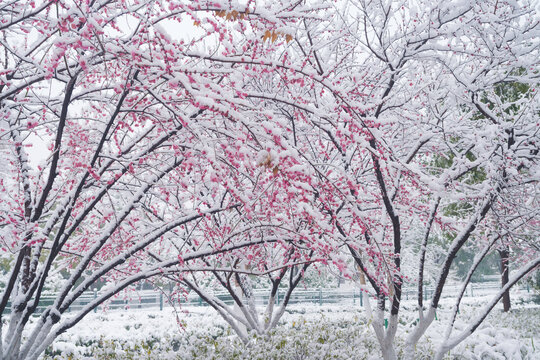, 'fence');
5,281,531,315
